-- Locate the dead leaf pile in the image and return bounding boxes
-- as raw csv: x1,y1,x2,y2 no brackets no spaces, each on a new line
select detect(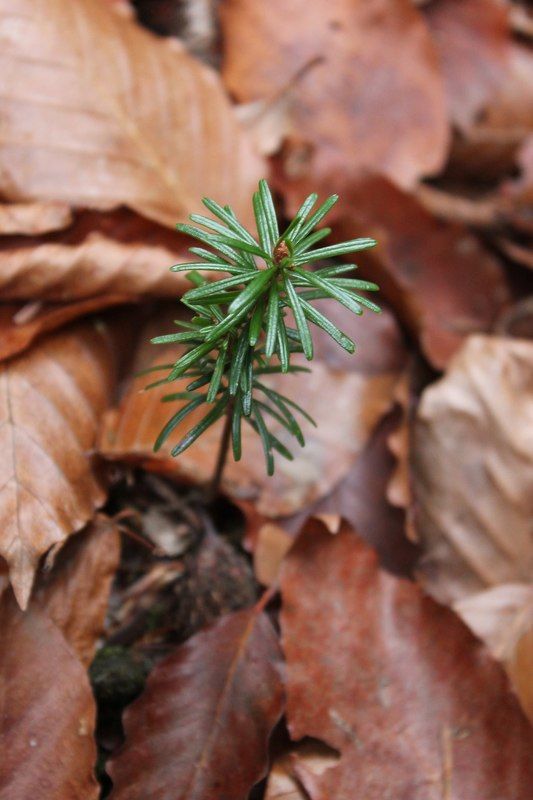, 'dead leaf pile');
0,0,532,797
